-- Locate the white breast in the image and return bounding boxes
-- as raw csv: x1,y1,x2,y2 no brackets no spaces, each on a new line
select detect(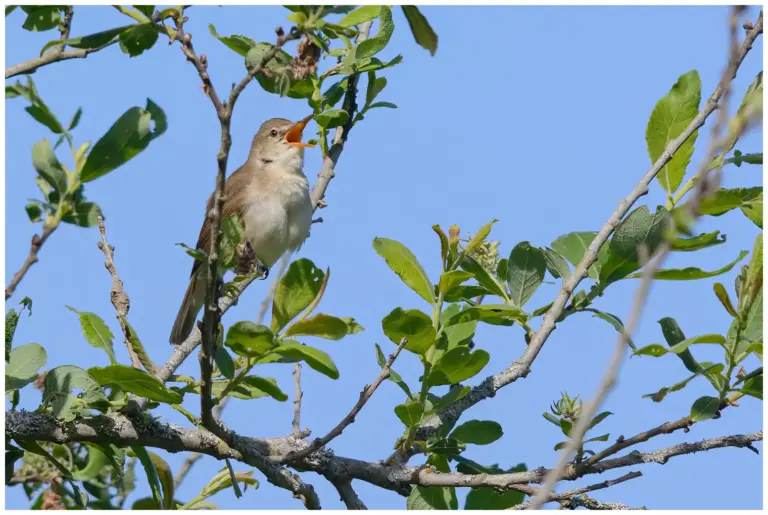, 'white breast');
241,170,312,268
